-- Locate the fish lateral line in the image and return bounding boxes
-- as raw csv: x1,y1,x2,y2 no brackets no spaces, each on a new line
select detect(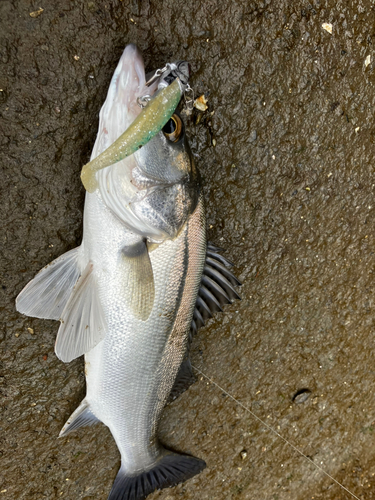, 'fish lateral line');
192,365,361,500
